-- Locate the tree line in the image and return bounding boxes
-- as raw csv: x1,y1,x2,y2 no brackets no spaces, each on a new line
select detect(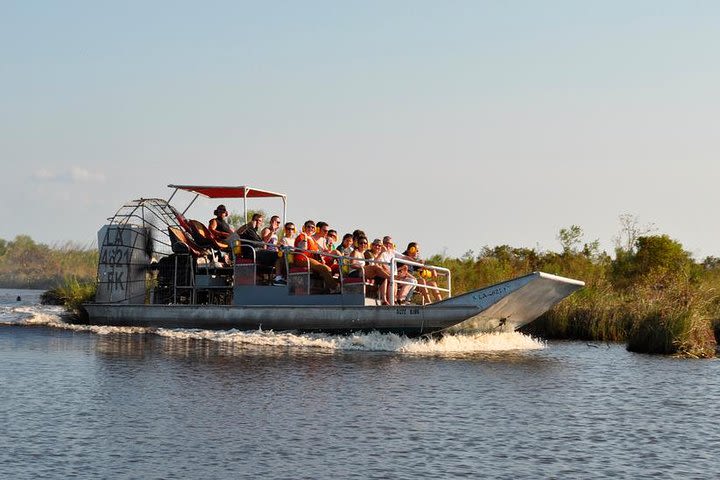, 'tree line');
0,235,98,289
